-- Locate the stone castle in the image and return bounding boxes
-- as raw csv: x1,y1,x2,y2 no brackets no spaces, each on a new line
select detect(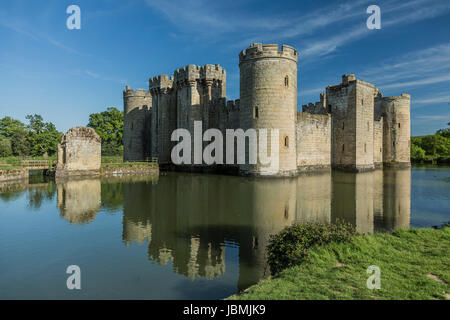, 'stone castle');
123,43,410,176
